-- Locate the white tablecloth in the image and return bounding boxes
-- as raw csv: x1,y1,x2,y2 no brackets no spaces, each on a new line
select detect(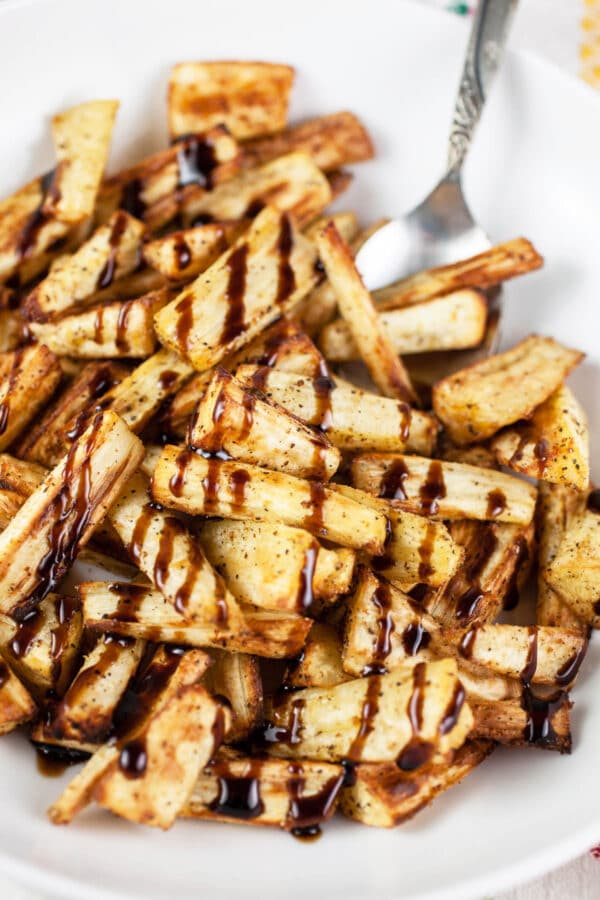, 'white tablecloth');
0,1,597,898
